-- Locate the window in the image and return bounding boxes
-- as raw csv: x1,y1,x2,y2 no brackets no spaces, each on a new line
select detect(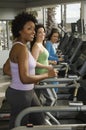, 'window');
66,3,81,23
0,20,12,50
55,5,61,24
